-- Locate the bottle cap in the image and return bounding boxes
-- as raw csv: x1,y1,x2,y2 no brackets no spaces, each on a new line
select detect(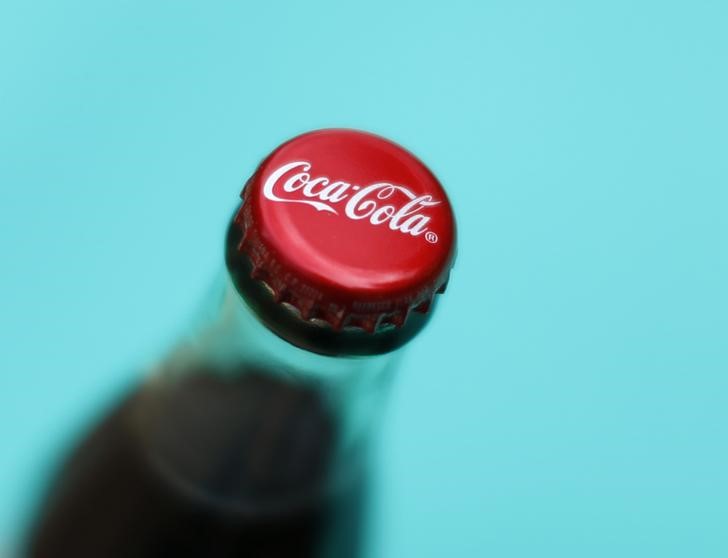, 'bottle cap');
234,129,456,333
